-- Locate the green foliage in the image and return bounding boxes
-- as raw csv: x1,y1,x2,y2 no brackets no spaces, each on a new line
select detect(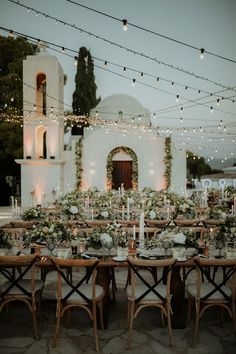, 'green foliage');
186,151,218,179
0,36,38,194
72,47,100,133
163,137,172,189
0,35,38,116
